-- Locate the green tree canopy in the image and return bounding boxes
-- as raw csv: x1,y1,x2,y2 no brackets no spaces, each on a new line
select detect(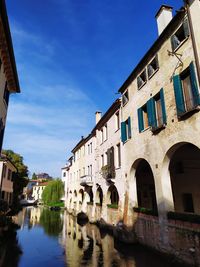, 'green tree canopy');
42,179,64,204
31,172,37,180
